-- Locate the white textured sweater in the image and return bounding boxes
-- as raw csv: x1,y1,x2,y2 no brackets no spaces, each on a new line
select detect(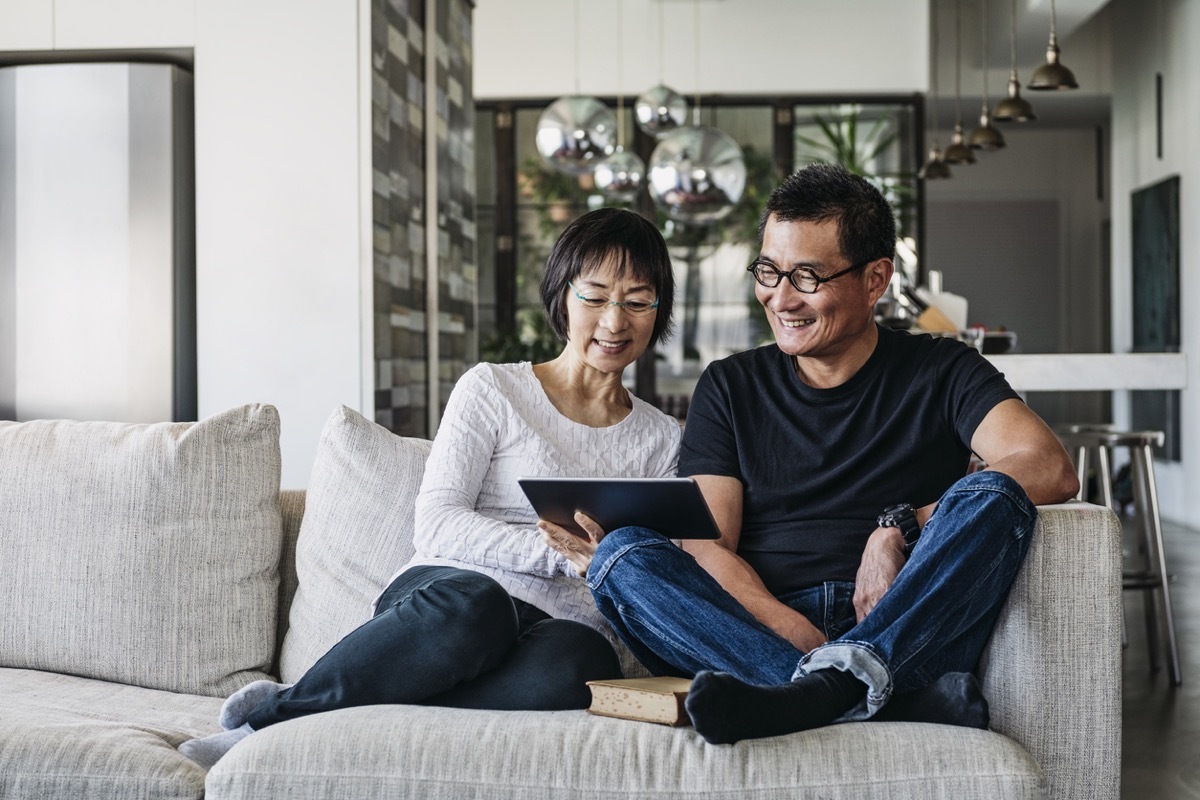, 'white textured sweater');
401,362,681,673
